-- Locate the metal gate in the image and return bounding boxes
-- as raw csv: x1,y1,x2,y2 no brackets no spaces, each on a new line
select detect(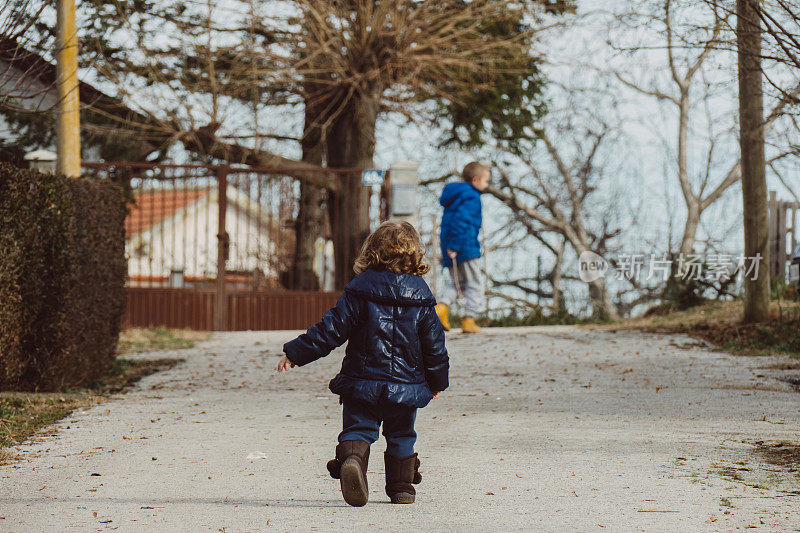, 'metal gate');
83,162,388,331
